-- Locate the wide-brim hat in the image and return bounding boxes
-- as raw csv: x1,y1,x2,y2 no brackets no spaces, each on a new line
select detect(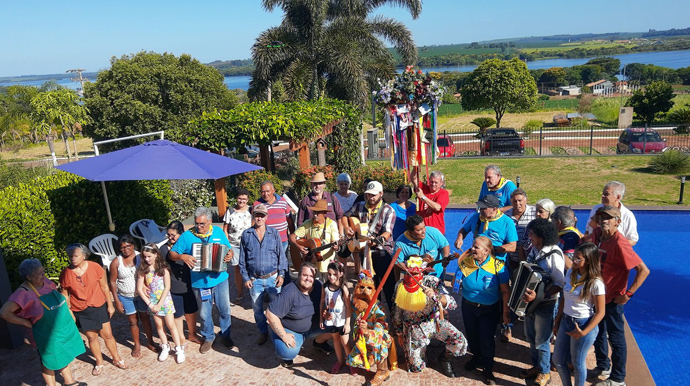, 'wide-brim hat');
311,172,327,183
476,195,500,209
309,199,329,213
